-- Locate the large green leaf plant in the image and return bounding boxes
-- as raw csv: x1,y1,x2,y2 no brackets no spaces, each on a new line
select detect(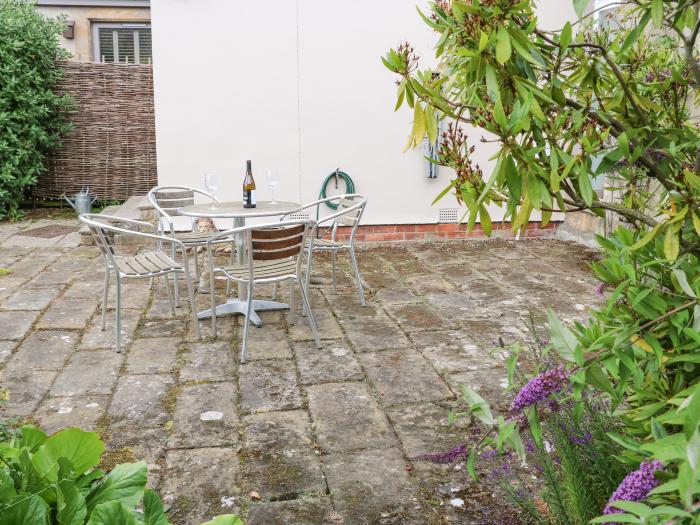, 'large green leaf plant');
0,426,242,525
